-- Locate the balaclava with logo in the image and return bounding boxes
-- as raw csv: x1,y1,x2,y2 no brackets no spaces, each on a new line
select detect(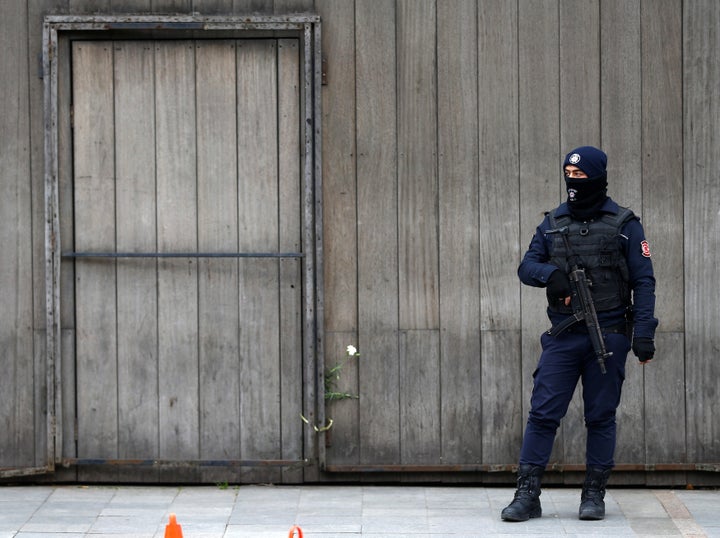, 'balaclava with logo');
563,146,608,219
